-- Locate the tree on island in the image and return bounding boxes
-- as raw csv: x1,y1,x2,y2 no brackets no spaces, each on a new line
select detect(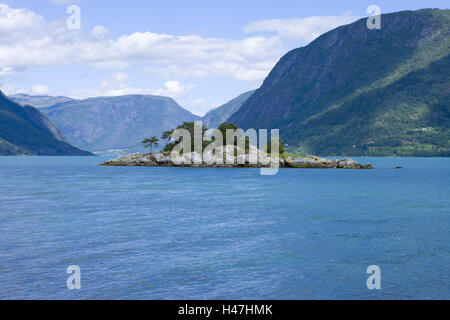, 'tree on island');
142,136,159,154
161,122,210,153
161,130,174,141
159,121,285,157
266,137,286,155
